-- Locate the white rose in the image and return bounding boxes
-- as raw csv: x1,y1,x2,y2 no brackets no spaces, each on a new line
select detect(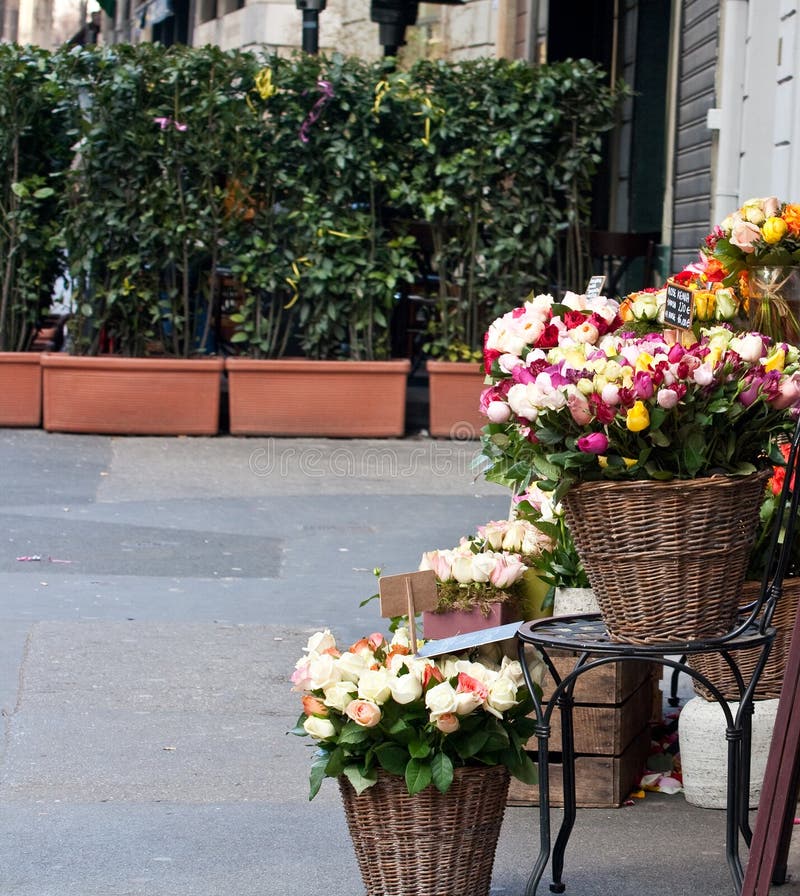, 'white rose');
499,657,526,688
470,552,498,583
358,668,392,704
389,673,423,704
526,650,547,688
450,553,475,584
305,629,336,656
730,333,765,363
486,677,519,716
336,651,371,683
303,716,336,739
323,680,357,712
390,627,411,649
425,681,458,717
308,653,341,690
437,657,461,680
454,690,483,715
454,660,496,684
